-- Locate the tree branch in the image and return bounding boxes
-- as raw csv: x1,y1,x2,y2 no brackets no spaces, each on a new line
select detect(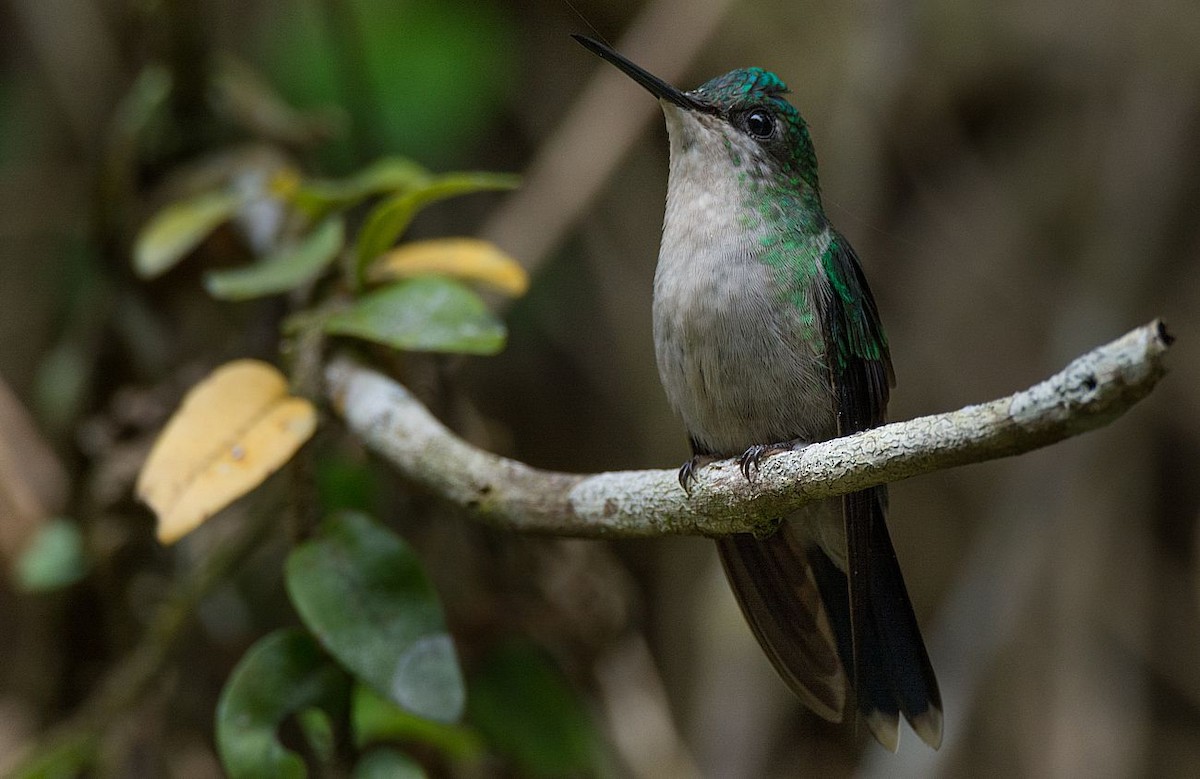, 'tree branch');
325,321,1172,539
